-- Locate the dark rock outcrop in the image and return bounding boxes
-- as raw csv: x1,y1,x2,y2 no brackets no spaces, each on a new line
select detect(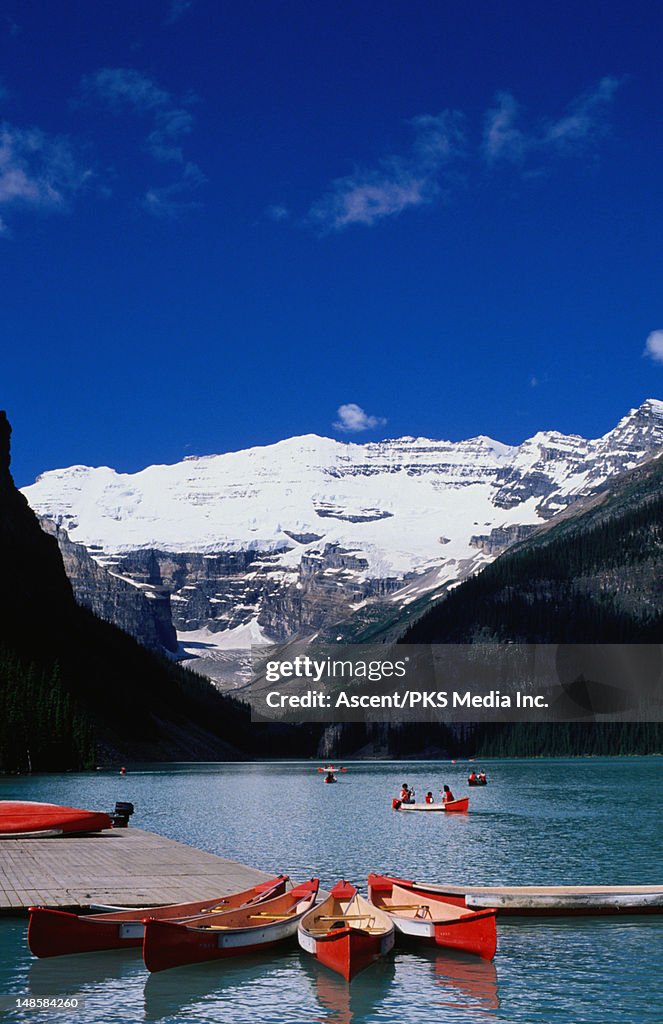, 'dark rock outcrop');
0,410,252,767
0,412,75,630
39,519,178,652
